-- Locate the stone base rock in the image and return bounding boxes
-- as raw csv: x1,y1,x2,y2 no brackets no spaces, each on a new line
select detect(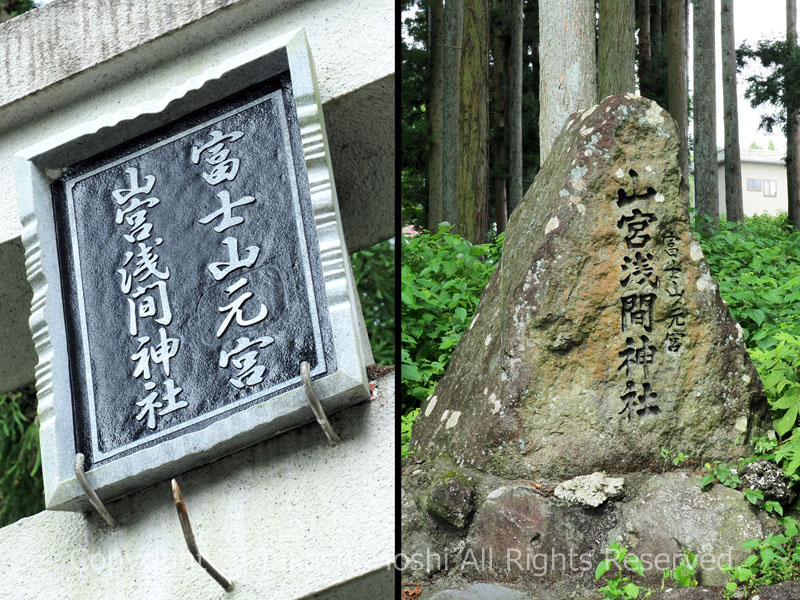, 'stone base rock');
740,460,796,505
401,460,780,599
754,581,800,599
428,583,533,600
554,472,624,507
